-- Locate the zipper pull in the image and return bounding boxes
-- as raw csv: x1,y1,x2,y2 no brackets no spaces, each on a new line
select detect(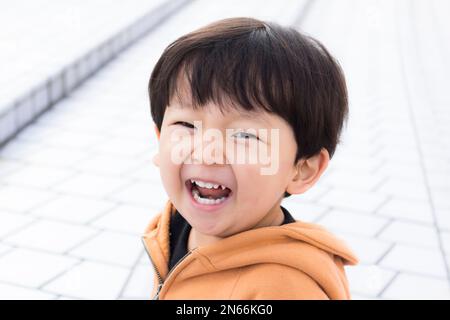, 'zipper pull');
152,283,164,300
